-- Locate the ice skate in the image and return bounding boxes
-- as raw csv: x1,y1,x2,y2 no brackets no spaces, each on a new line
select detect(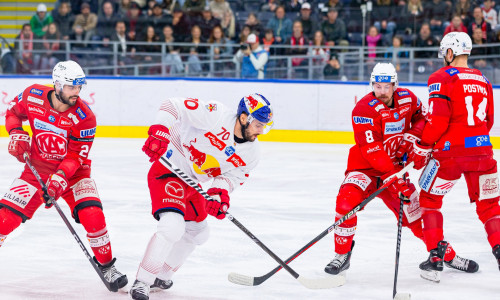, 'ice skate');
150,277,173,292
94,257,128,292
419,241,448,282
445,254,479,273
493,244,500,271
325,241,355,276
130,280,150,300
